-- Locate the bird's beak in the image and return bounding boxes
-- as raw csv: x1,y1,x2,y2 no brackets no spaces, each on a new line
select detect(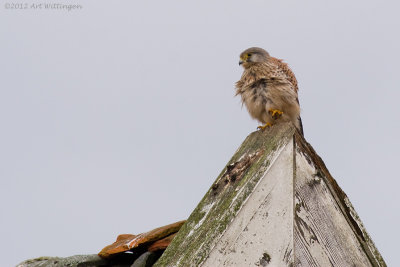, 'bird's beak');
239,60,244,65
